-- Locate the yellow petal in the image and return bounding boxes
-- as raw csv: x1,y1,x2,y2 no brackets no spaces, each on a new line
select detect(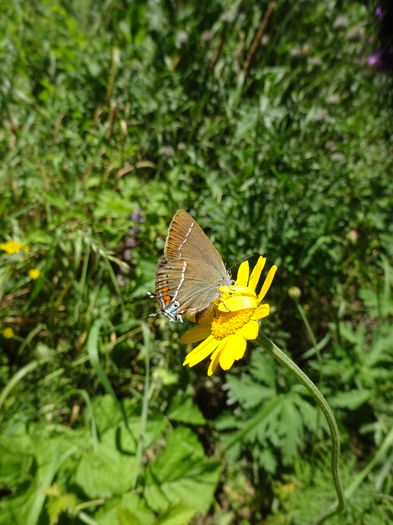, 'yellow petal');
220,285,254,296
218,294,258,312
183,336,217,367
0,241,25,254
248,257,266,293
236,261,250,287
253,304,270,320
241,320,259,340
2,327,15,339
208,342,226,376
28,268,41,280
258,265,278,303
227,332,247,361
180,323,212,344
219,346,235,371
